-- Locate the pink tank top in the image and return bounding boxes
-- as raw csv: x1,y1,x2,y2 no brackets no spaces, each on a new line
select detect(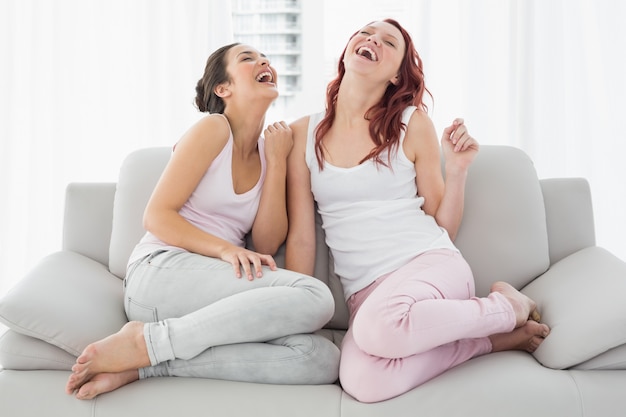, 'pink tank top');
128,120,266,265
